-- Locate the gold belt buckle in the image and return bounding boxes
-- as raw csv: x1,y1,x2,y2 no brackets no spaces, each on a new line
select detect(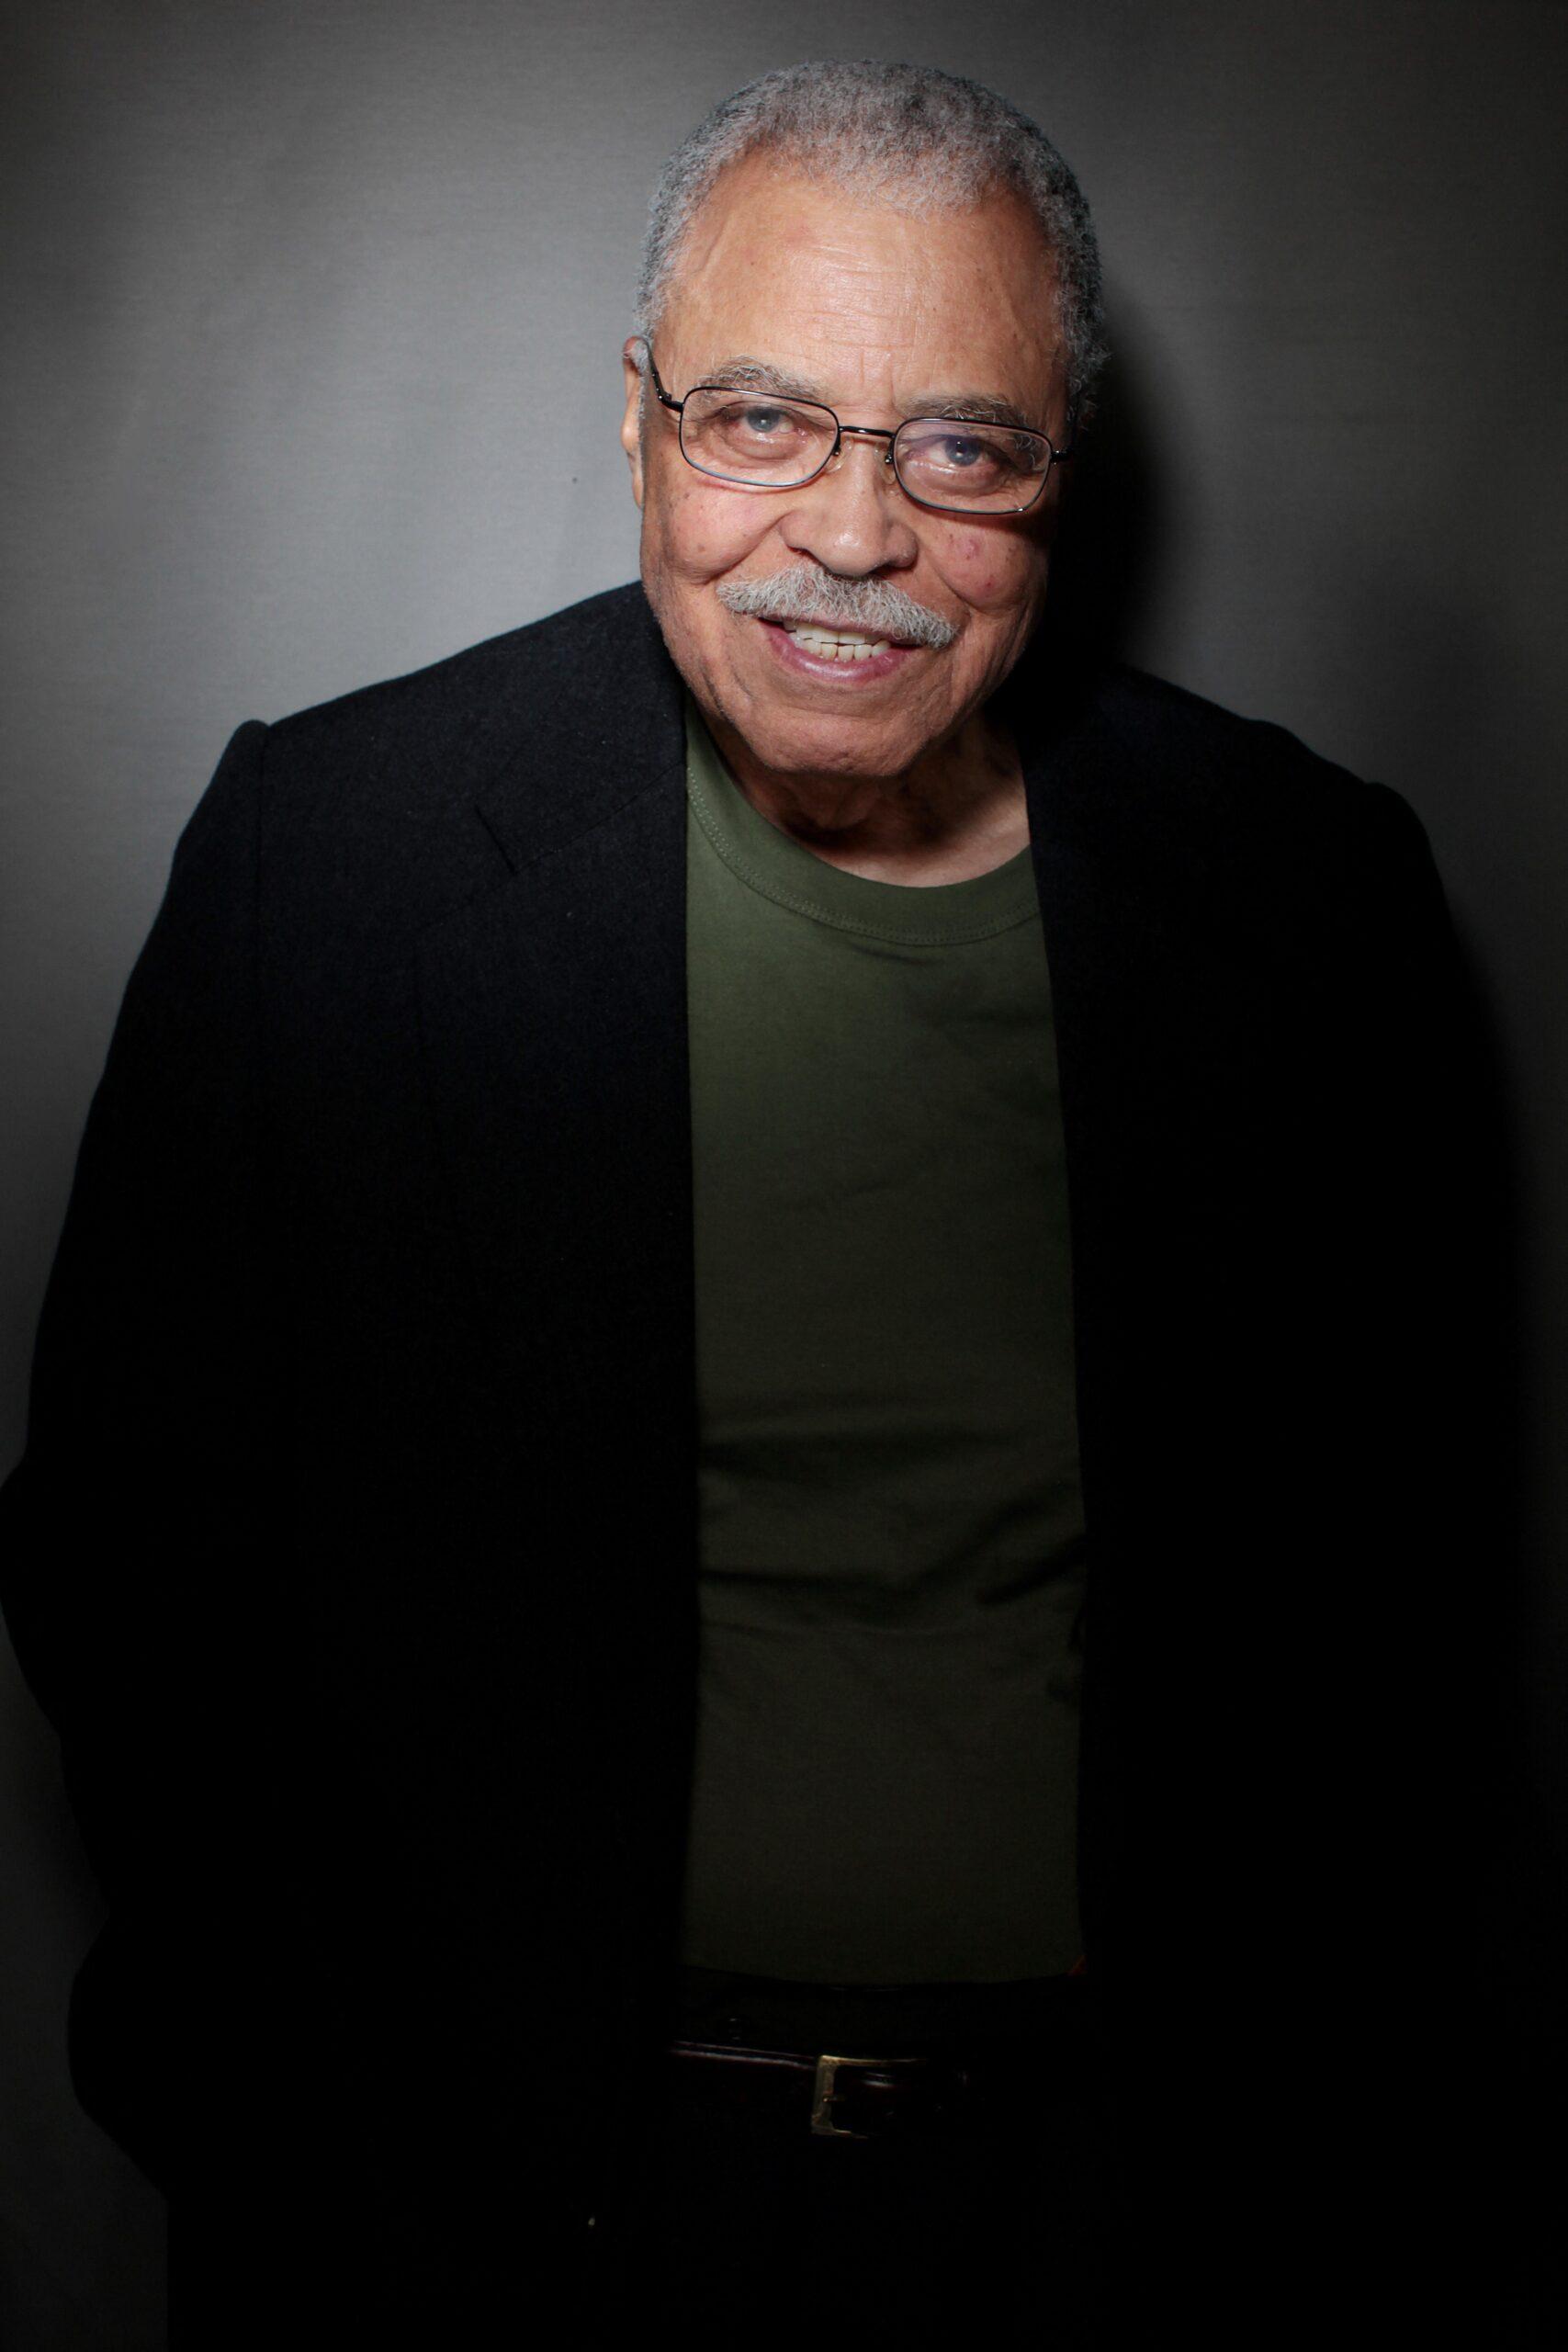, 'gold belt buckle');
810,2052,881,2139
